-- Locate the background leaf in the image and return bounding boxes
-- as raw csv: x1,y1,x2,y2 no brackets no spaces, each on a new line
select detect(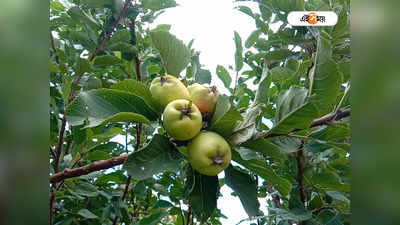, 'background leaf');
150,30,191,76
123,135,183,180
225,165,260,217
